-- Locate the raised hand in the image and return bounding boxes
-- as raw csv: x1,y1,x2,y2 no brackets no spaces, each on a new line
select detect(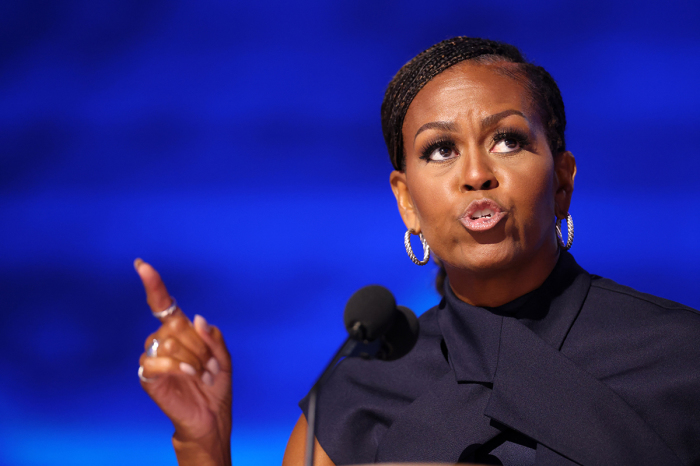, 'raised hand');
135,259,232,466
